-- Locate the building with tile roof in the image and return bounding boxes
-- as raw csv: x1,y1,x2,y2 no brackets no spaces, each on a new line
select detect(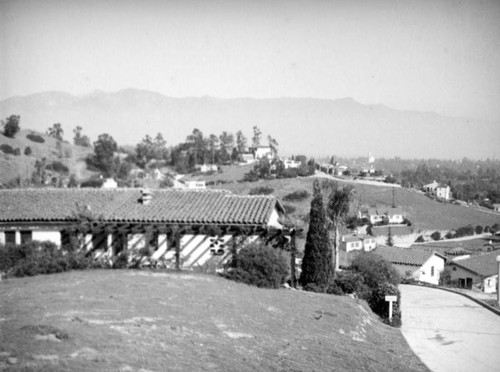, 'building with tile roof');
449,251,500,293
340,233,377,253
0,188,287,270
374,246,446,285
